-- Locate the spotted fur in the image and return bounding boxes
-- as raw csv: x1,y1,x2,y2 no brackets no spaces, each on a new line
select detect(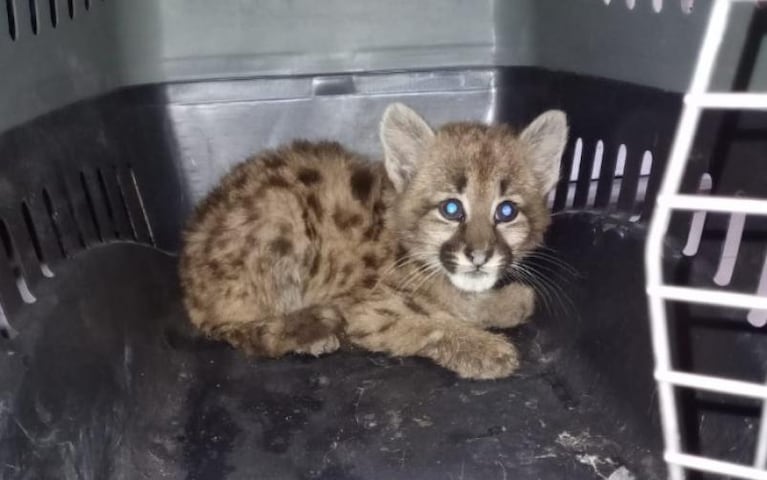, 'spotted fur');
179,104,567,379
